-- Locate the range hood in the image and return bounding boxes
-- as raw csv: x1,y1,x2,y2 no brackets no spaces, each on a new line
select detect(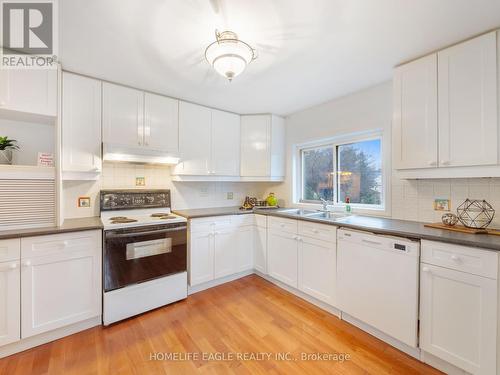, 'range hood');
102,144,180,165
